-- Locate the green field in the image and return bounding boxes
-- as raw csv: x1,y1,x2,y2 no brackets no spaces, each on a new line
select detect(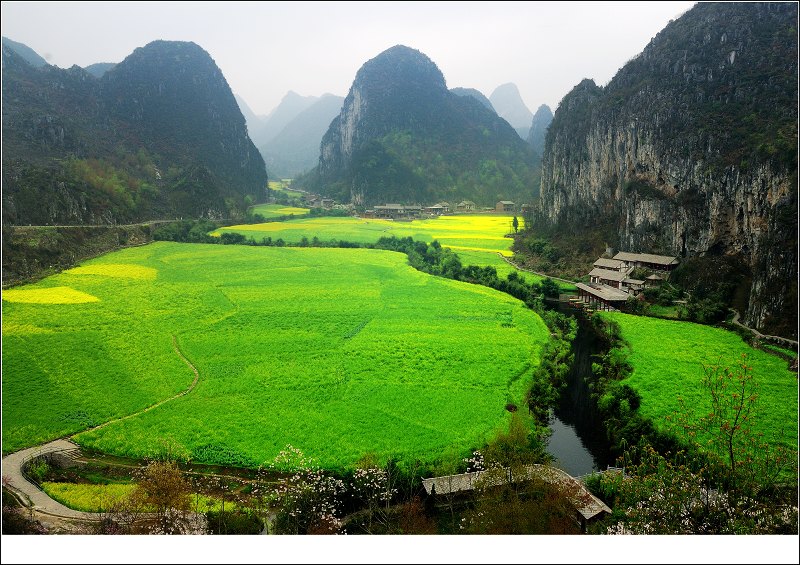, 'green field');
3,242,549,470
213,215,521,256
249,203,309,218
601,312,798,452
41,482,239,513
